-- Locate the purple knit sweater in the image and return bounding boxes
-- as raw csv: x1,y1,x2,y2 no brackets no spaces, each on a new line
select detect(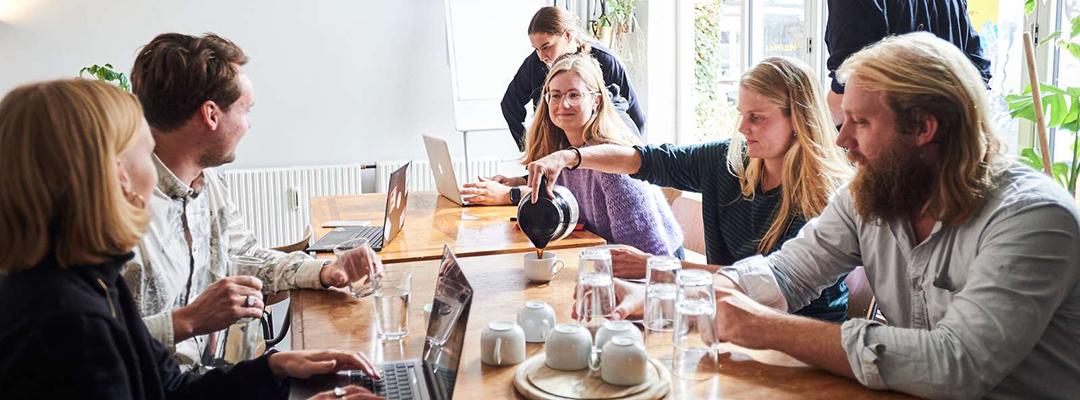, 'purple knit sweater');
557,169,683,256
